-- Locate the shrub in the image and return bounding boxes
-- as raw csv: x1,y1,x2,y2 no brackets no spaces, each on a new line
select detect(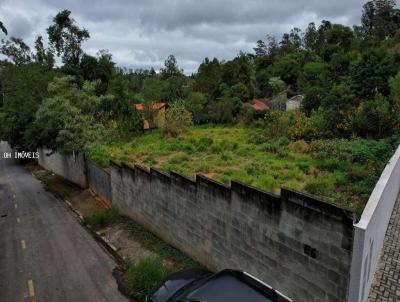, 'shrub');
185,92,209,124
261,142,279,154
288,140,310,154
125,256,171,301
264,111,295,139
353,95,394,139
317,159,341,172
164,100,193,137
84,207,118,228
